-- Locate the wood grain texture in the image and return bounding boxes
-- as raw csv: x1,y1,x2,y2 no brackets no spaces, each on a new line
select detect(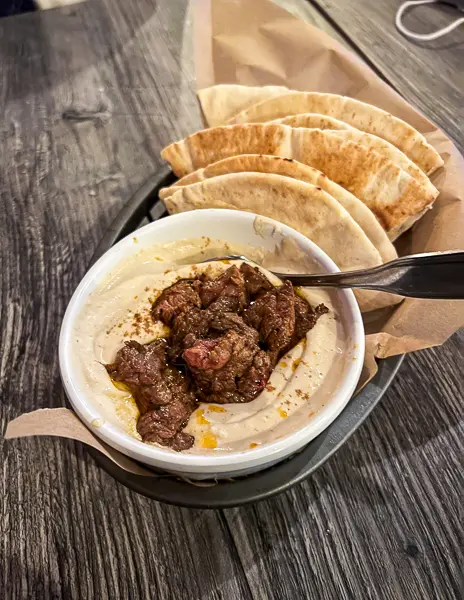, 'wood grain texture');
0,1,462,599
